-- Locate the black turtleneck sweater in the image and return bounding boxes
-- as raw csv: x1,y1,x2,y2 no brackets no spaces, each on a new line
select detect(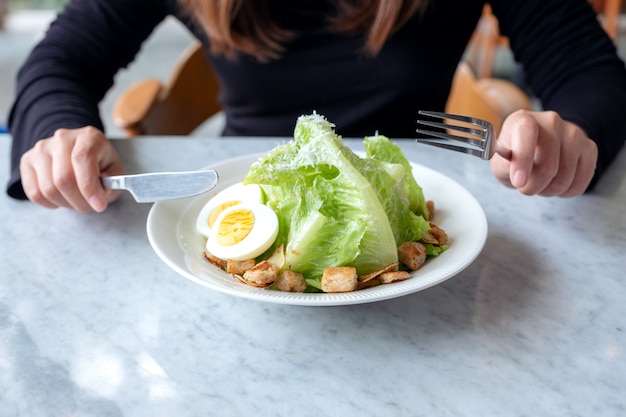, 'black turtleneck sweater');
7,0,626,198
